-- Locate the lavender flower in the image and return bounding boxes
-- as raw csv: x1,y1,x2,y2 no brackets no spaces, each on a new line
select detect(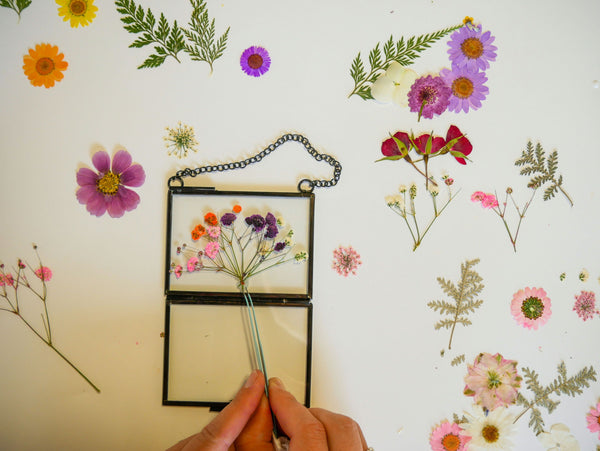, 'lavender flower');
447,24,497,71
440,66,489,113
221,213,237,226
